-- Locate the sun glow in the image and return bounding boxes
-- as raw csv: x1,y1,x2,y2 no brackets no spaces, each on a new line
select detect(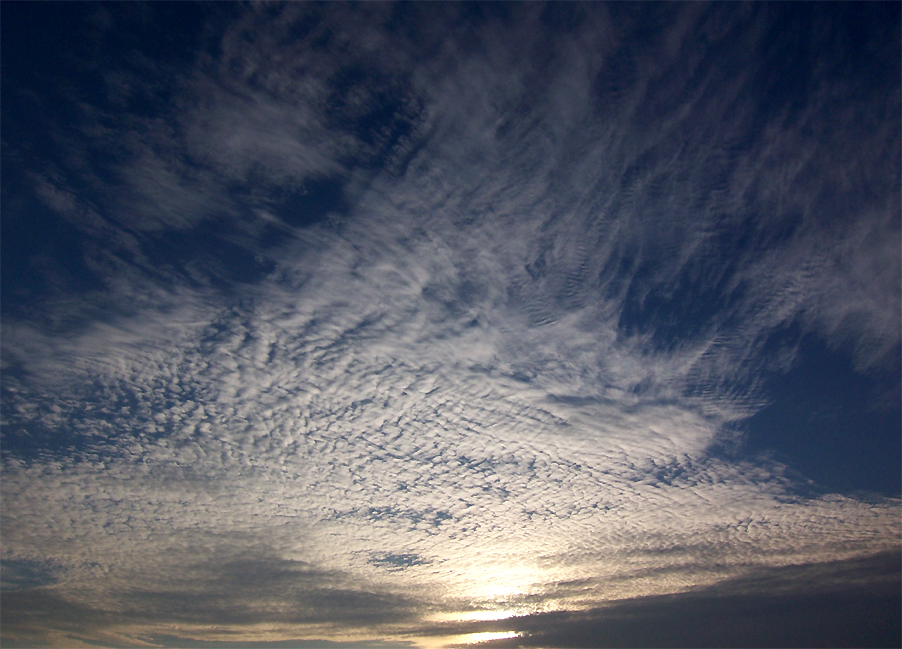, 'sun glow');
412,629,522,649
454,631,521,644
428,609,521,623
452,558,548,603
